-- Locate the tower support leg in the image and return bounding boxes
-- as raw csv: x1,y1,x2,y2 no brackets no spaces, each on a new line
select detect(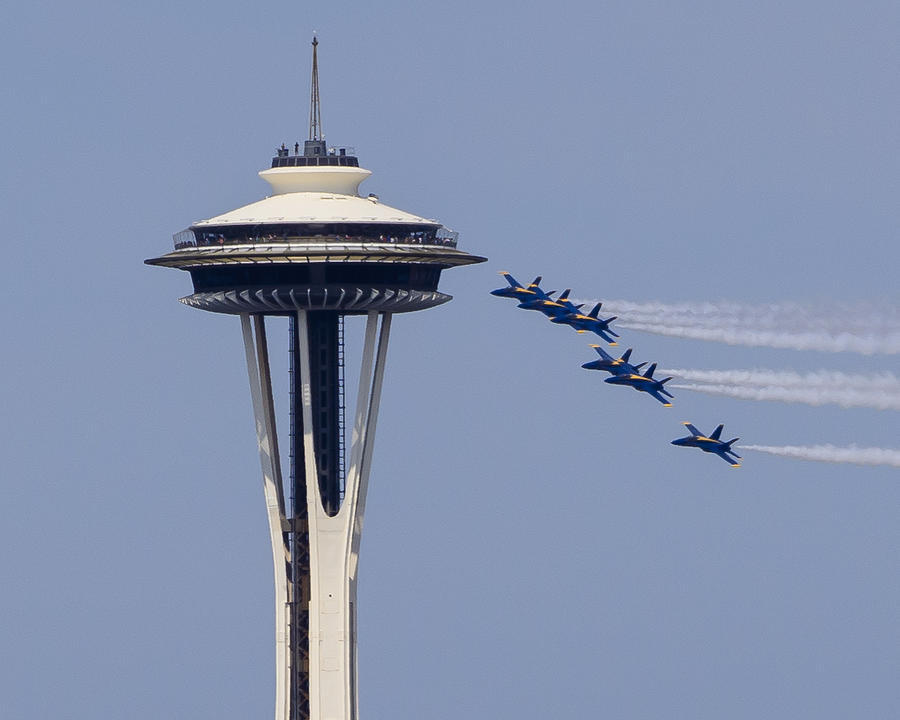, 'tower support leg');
242,310,391,720
241,313,291,720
